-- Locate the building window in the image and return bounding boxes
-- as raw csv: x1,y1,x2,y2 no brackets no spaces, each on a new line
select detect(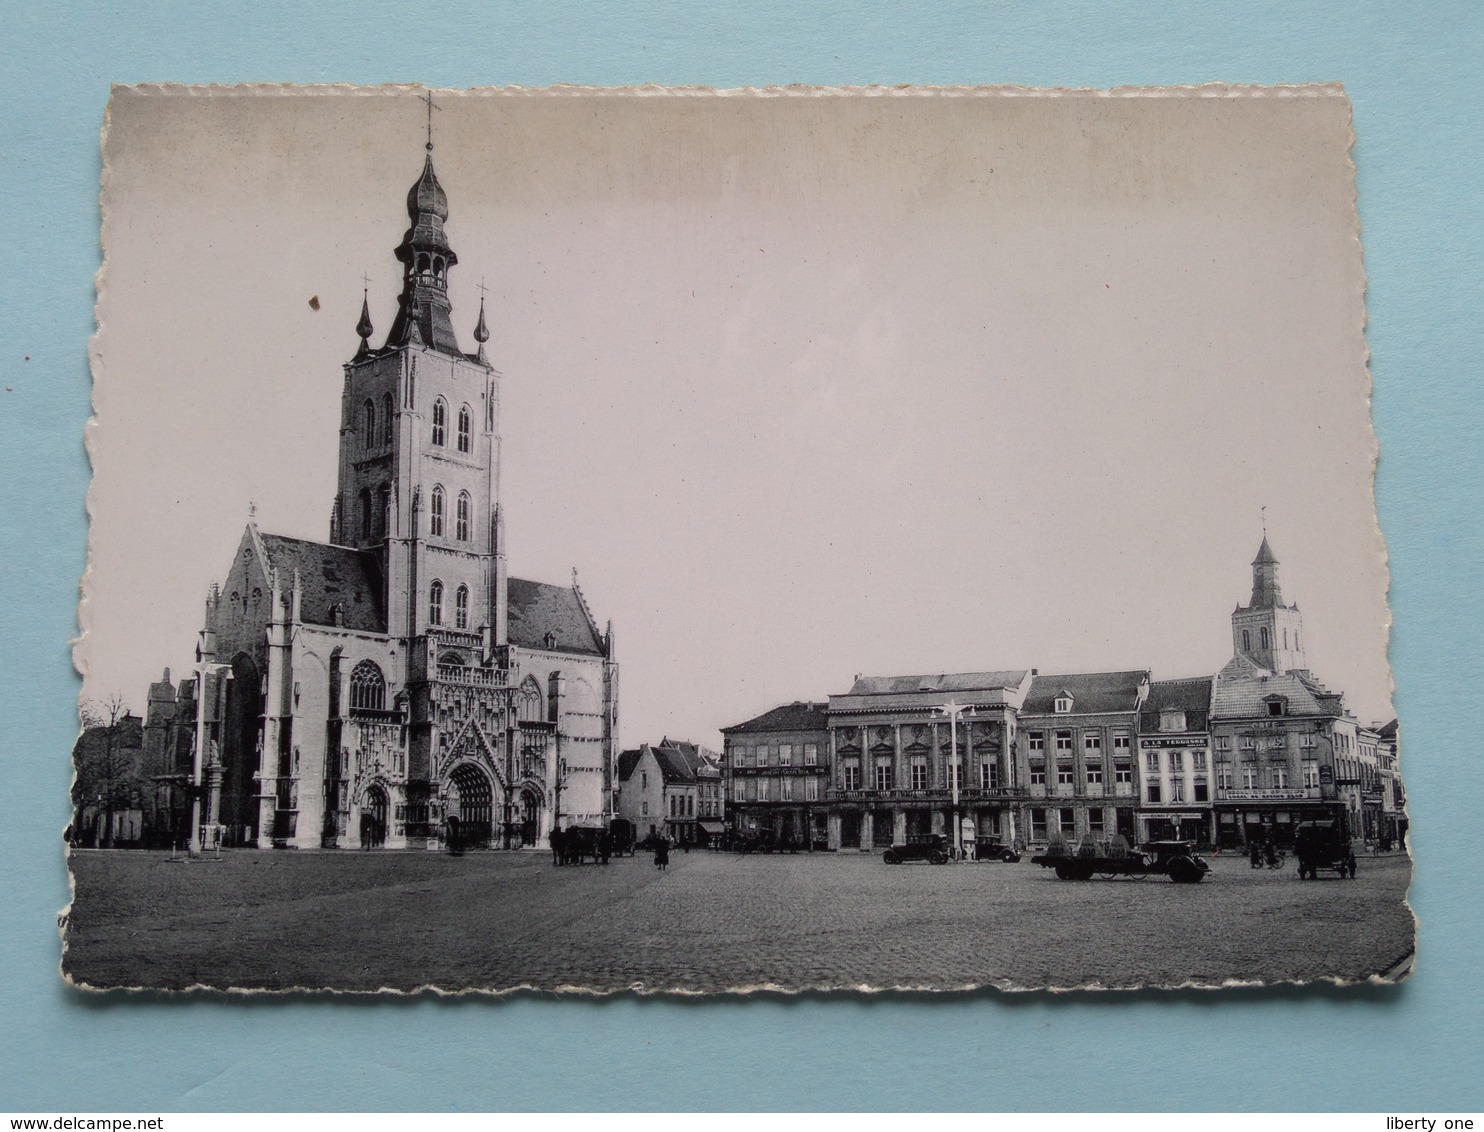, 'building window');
1114,763,1132,785
911,759,928,791
781,778,794,802
1171,778,1185,803
457,404,472,453
377,484,390,539
1260,626,1270,650
1084,734,1102,756
1267,699,1285,717
1242,765,1259,789
454,585,469,629
1145,751,1160,773
432,399,447,446
874,761,894,792
429,580,447,625
1216,735,1232,751
1272,766,1289,789
1241,735,1256,750
456,492,470,542
758,778,770,802
1088,808,1105,834
1160,710,1187,733
1217,766,1233,790
1085,764,1102,786
1028,732,1045,753
804,743,817,766
1283,628,1289,649
1029,762,1046,786
642,801,649,816
363,399,376,450
1058,809,1076,835
1112,733,1131,756
779,744,793,766
348,660,386,713
1056,763,1074,786
1303,761,1319,788
430,486,446,537
758,745,771,767
950,763,965,790
1054,730,1073,754
1054,695,1072,714
1193,751,1207,771
981,761,1000,789
359,488,373,541
382,393,394,446
1242,629,1251,652
842,760,860,791
804,777,818,802
1030,809,1048,840
1193,779,1209,802
733,781,745,803
1170,751,1184,772
1147,780,1162,804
